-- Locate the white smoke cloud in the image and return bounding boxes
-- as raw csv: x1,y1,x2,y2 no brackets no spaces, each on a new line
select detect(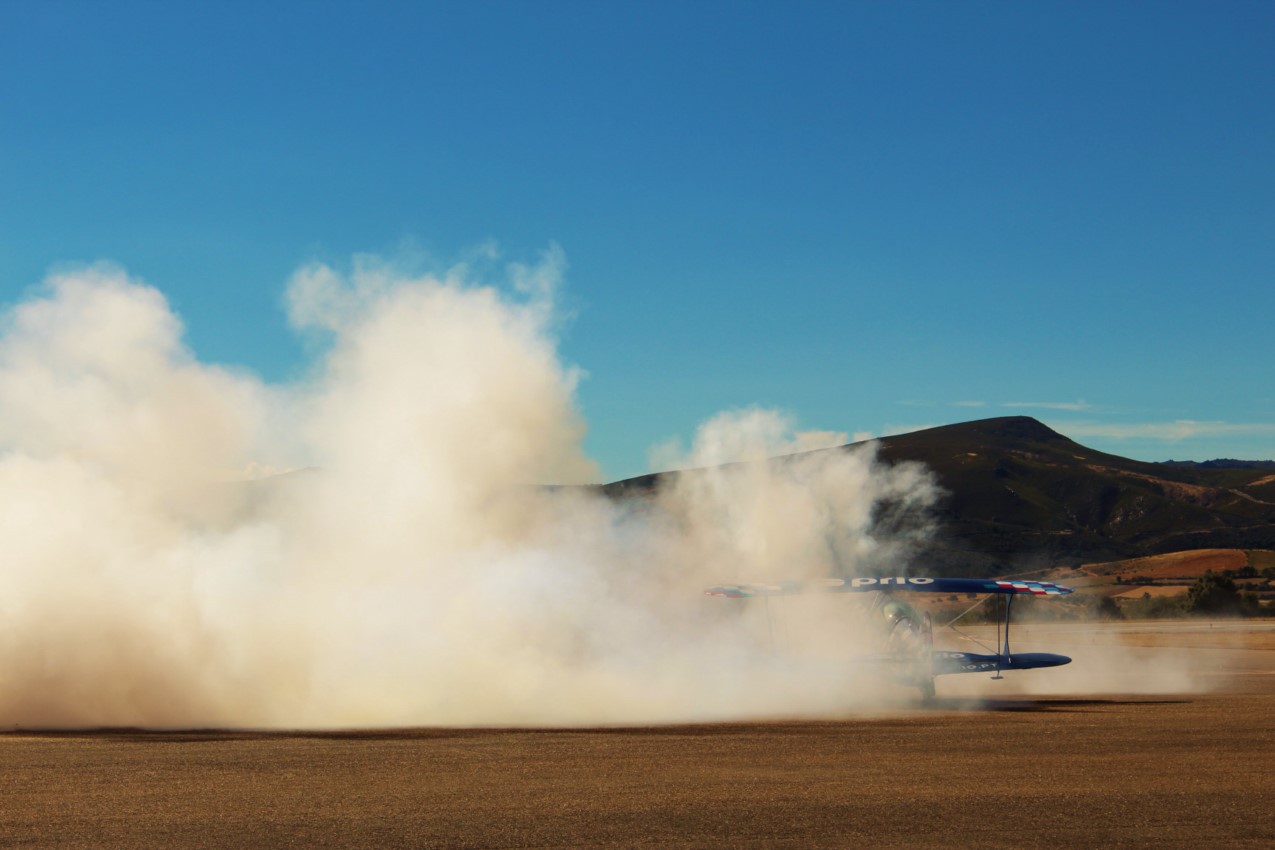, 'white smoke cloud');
648,408,849,473
0,264,280,497
0,254,948,728
648,409,938,585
